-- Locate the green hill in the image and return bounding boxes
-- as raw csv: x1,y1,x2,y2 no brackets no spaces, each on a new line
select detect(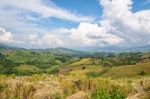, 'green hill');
101,62,150,78
0,46,150,76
